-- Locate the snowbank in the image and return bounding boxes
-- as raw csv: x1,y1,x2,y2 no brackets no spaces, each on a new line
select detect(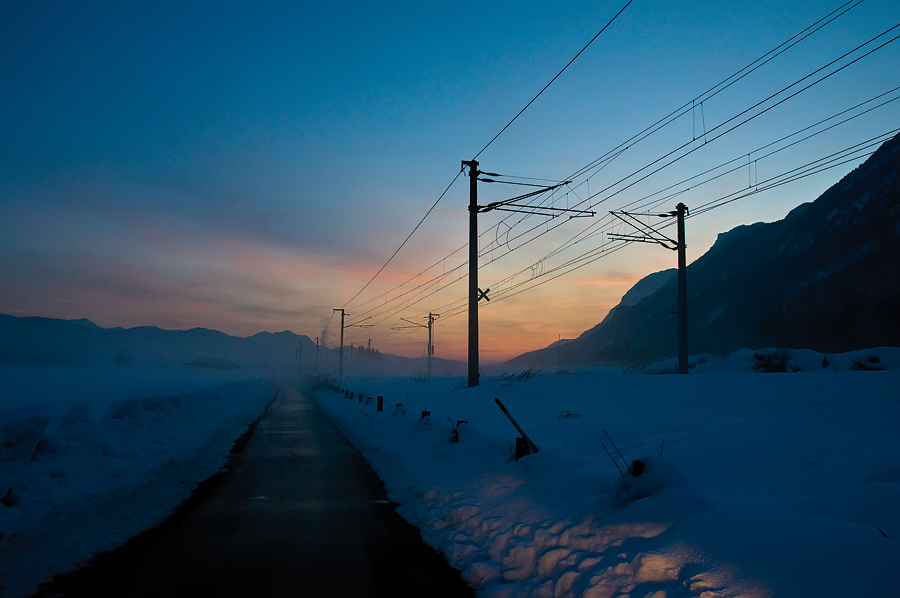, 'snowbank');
640,346,900,375
0,365,276,597
311,347,900,598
